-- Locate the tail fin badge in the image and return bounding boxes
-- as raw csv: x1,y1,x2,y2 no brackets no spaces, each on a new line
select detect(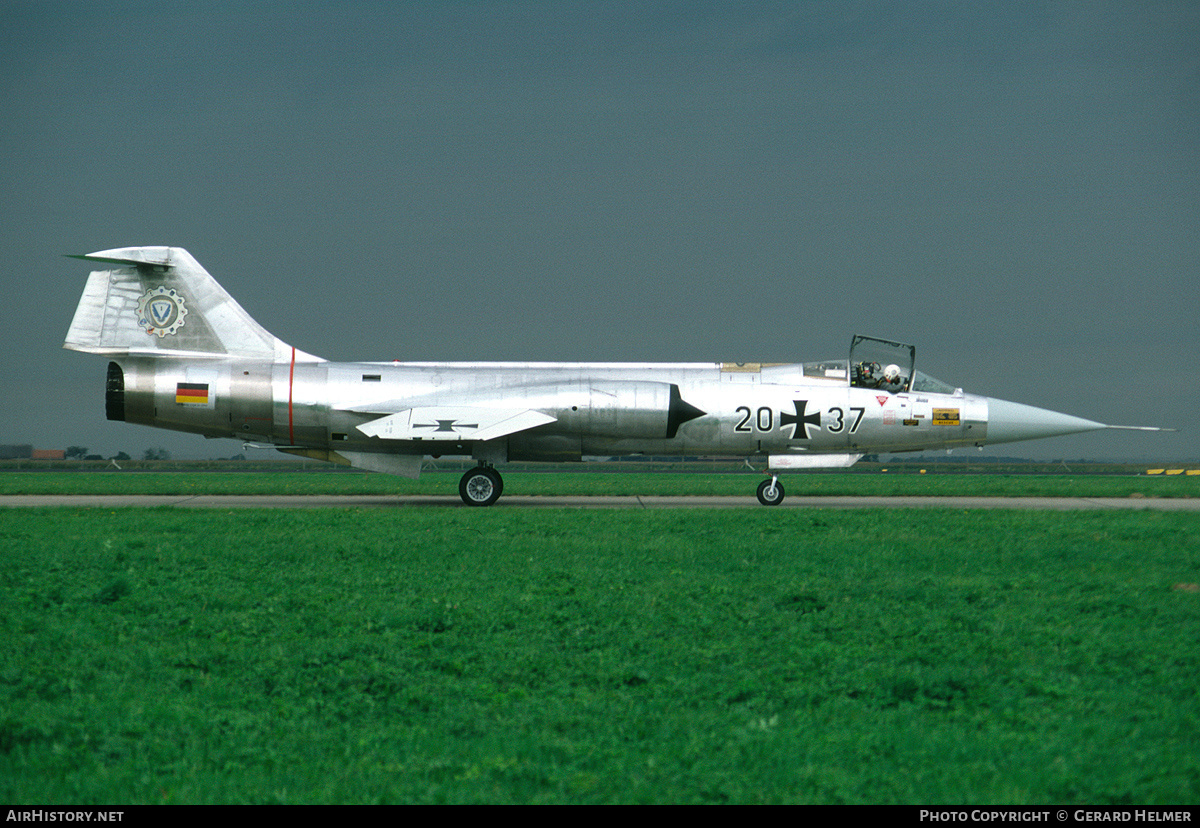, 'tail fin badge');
136,286,188,337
